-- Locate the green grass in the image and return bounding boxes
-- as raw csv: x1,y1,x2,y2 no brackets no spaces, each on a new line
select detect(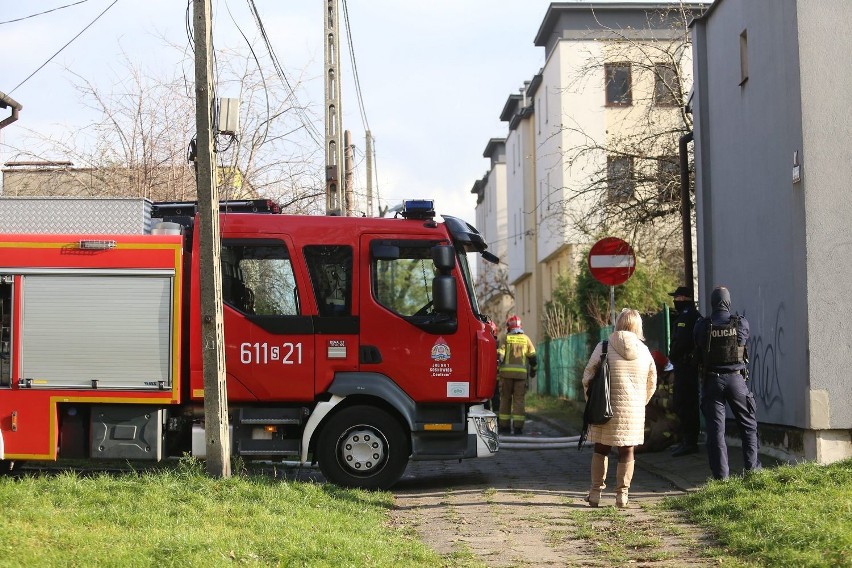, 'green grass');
524,392,584,434
565,507,672,564
664,458,852,568
0,457,441,568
